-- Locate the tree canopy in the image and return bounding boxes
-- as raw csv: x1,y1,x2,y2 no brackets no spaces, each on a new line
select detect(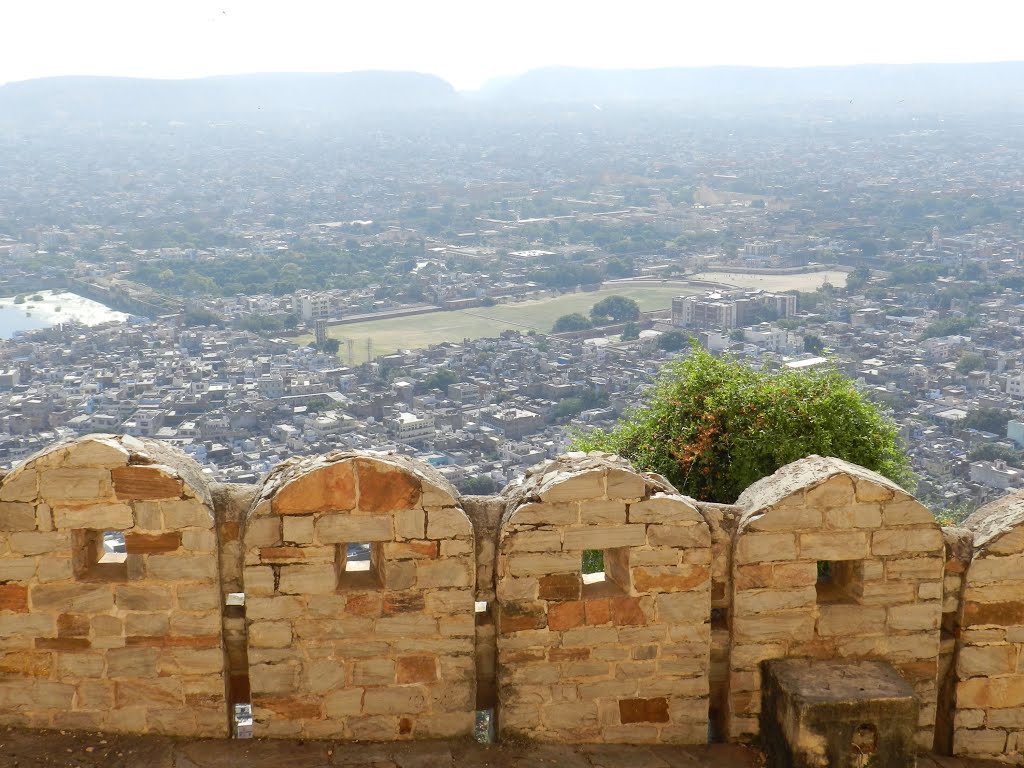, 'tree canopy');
657,329,691,352
572,346,912,503
553,313,593,333
590,295,640,324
